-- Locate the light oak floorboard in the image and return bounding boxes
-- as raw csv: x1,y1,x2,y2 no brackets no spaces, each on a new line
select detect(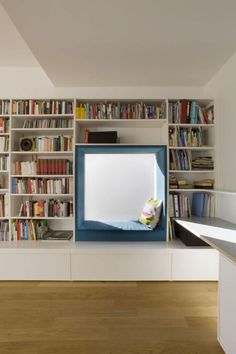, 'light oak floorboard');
0,281,224,354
